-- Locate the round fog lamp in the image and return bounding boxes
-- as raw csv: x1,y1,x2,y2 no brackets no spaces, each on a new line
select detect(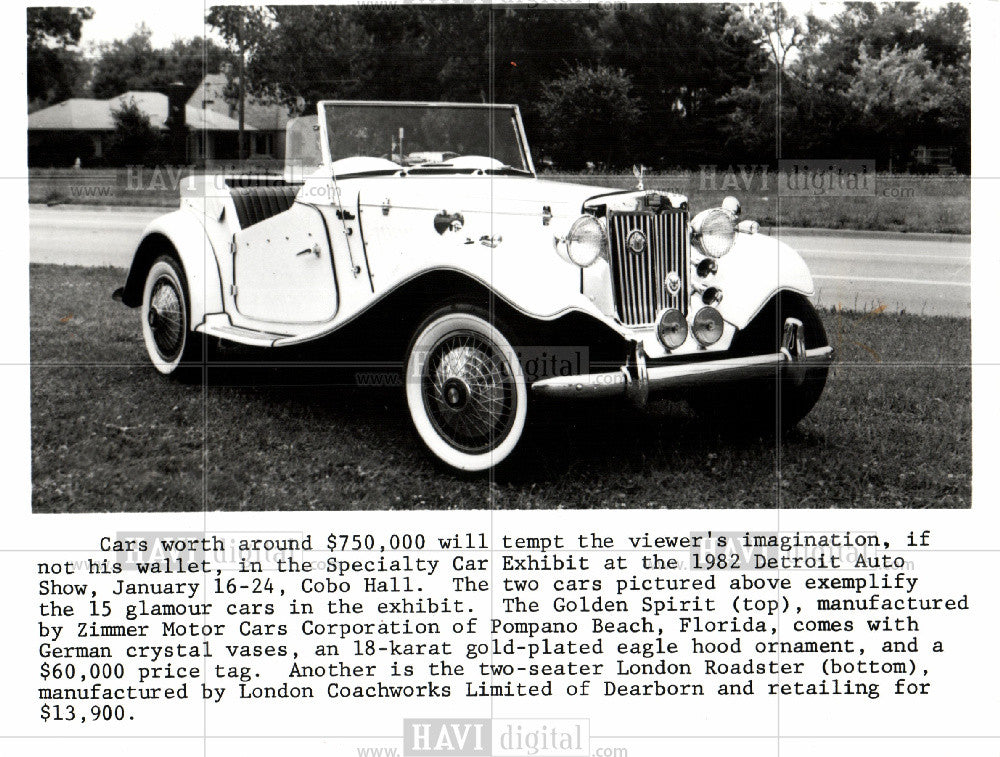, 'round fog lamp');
692,307,724,346
657,308,688,350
